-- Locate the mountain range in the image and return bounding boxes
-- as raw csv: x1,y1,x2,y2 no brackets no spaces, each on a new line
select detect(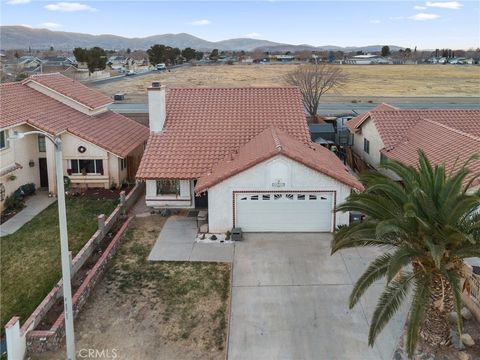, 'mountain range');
0,26,404,53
